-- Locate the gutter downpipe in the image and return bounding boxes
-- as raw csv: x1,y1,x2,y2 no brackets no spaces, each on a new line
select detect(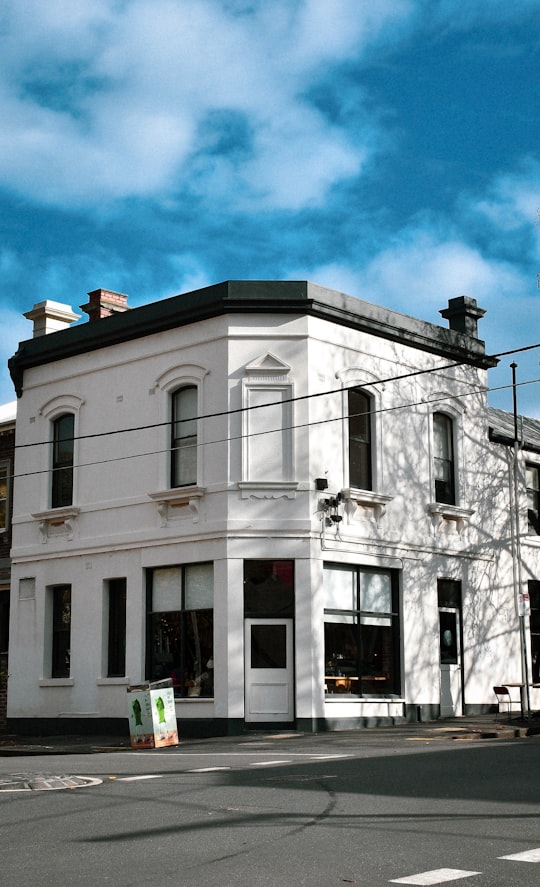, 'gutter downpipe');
510,362,531,722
